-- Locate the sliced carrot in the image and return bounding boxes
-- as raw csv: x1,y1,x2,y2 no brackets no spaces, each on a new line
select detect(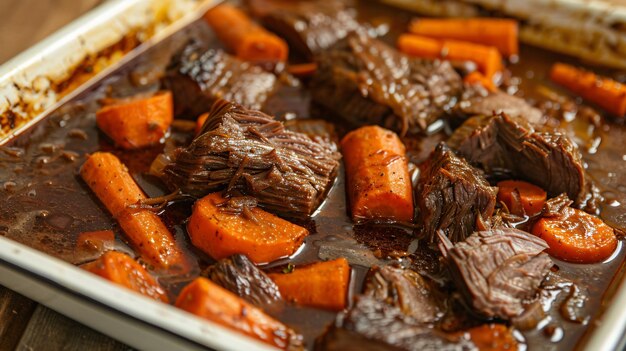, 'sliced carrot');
409,18,519,57
195,112,209,136
187,192,308,264
550,63,626,117
463,324,517,351
204,4,288,63
340,125,413,222
398,34,503,79
96,91,173,149
497,180,547,216
80,152,189,270
76,230,115,252
464,71,498,93
532,207,617,263
287,63,318,78
82,251,169,303
268,258,350,311
175,277,299,349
